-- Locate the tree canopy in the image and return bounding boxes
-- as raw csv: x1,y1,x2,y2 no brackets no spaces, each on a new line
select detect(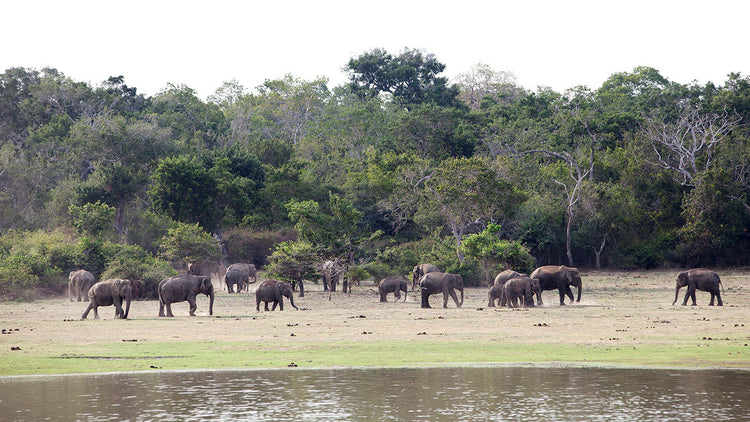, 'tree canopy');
1,52,749,299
